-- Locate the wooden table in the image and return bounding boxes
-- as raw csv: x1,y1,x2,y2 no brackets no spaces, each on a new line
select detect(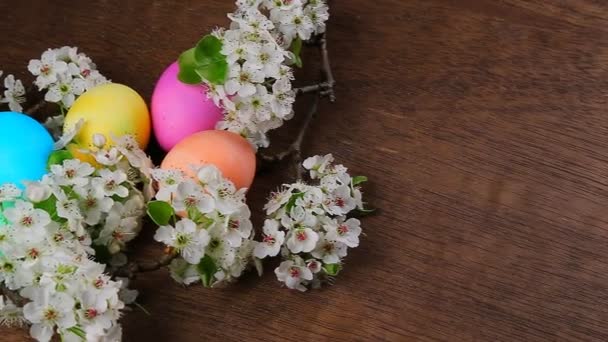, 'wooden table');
3,1,608,340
